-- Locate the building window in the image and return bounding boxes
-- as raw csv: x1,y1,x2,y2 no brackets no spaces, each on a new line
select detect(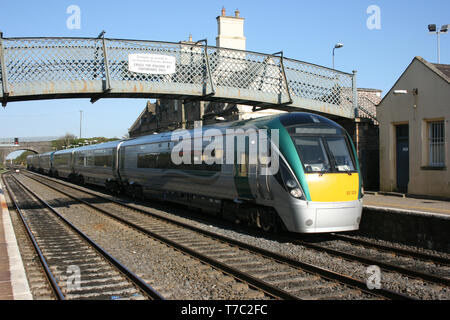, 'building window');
428,121,445,167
